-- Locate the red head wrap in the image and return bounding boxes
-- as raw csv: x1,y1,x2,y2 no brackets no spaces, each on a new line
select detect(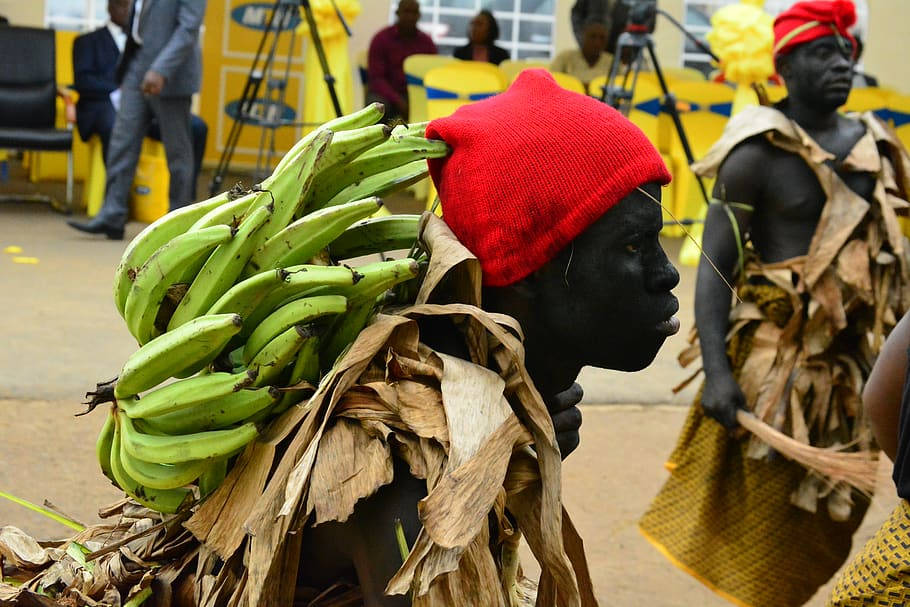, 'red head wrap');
773,0,857,59
425,69,670,287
